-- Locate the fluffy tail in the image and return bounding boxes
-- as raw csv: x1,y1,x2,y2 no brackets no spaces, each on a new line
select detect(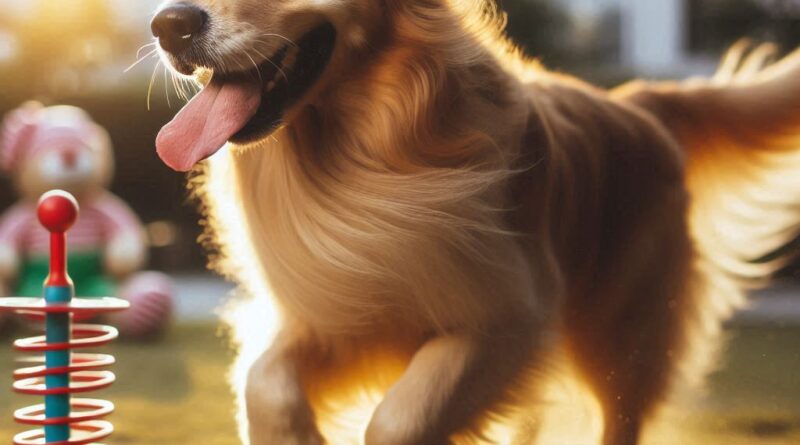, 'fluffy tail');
612,43,800,392
615,42,800,284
